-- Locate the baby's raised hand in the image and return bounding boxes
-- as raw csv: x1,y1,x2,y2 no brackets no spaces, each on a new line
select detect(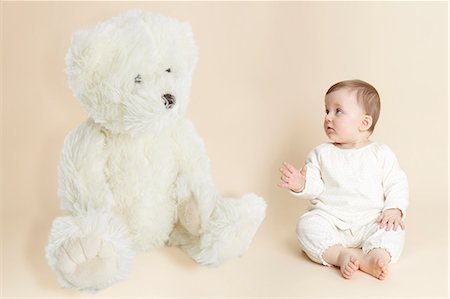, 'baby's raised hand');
376,208,405,231
278,162,307,193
